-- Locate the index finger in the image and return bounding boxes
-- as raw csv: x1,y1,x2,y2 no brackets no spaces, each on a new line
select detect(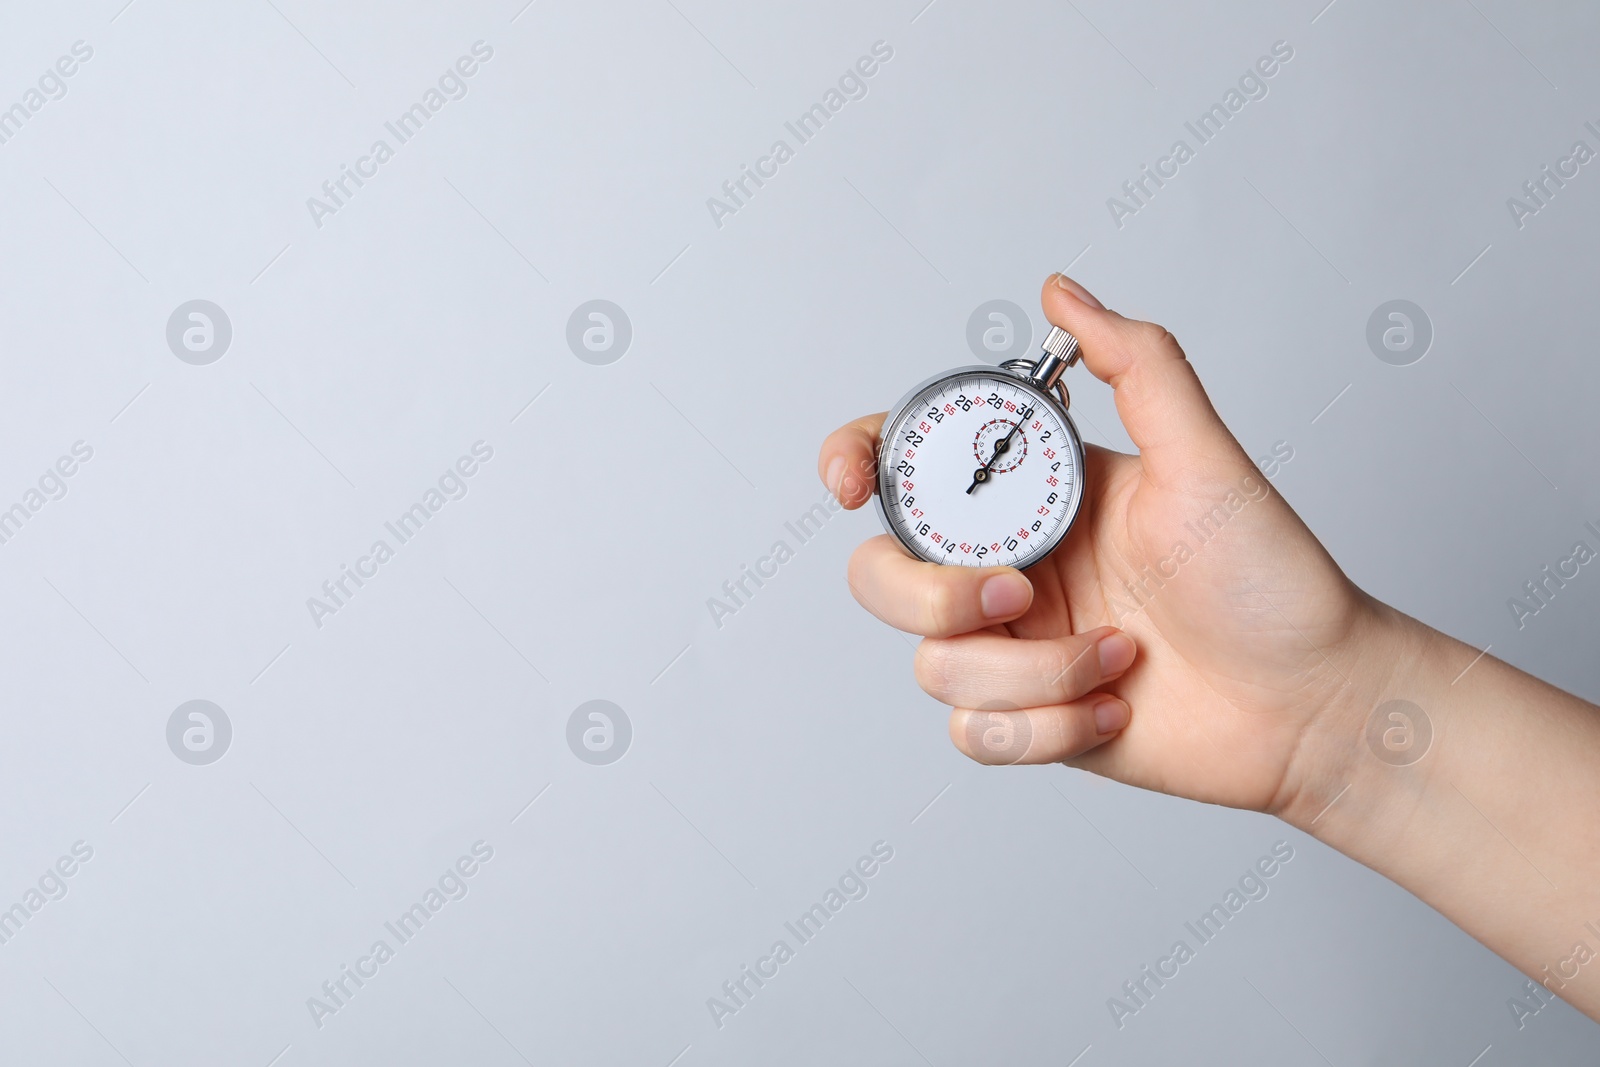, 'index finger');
817,412,886,509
